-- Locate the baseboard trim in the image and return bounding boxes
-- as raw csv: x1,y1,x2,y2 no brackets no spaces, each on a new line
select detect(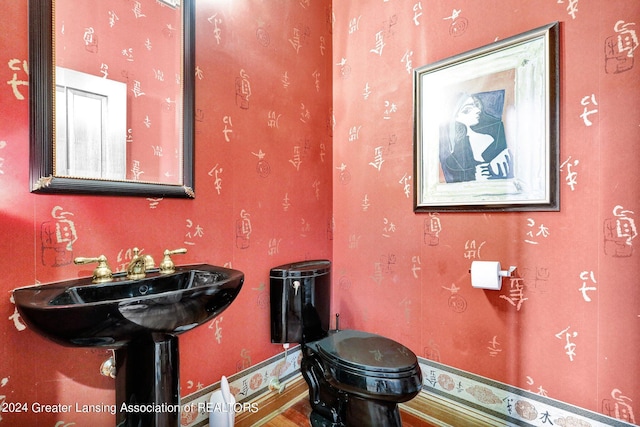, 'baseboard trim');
401,389,508,427
235,374,504,427
235,374,308,427
183,351,634,427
